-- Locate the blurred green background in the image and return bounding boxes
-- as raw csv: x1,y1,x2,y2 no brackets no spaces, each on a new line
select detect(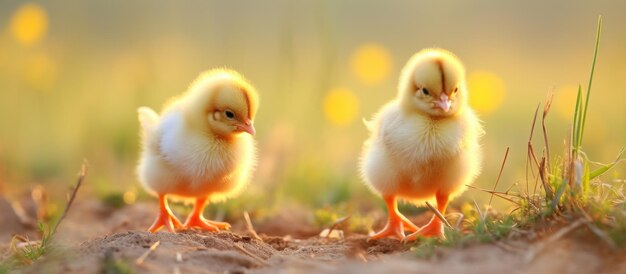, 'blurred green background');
0,1,624,217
